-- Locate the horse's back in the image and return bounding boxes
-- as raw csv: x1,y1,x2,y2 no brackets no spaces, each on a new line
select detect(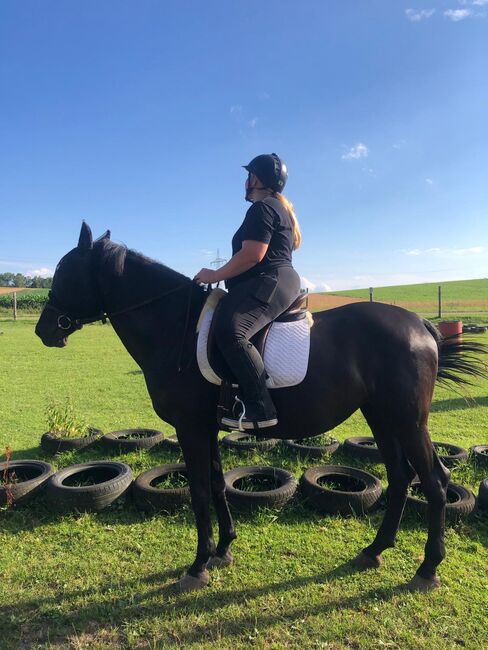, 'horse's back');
308,301,438,404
